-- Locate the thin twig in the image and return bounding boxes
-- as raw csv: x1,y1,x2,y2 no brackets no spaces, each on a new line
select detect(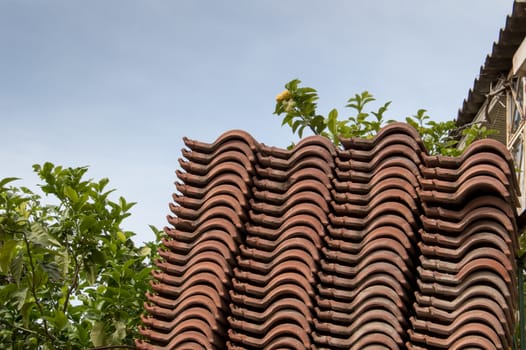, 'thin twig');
449,120,488,138
63,255,81,313
22,230,57,343
13,324,40,336
89,345,136,350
